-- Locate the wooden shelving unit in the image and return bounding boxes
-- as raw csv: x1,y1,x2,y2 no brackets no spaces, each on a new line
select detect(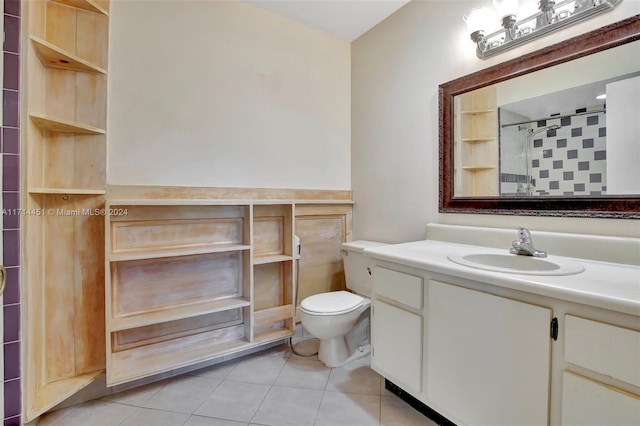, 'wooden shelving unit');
23,0,110,420
454,86,499,197
103,199,337,386
105,203,255,385
252,204,295,340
